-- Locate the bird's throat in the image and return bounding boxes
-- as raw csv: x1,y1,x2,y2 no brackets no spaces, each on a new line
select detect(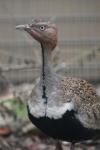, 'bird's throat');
41,43,48,104
40,43,56,104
